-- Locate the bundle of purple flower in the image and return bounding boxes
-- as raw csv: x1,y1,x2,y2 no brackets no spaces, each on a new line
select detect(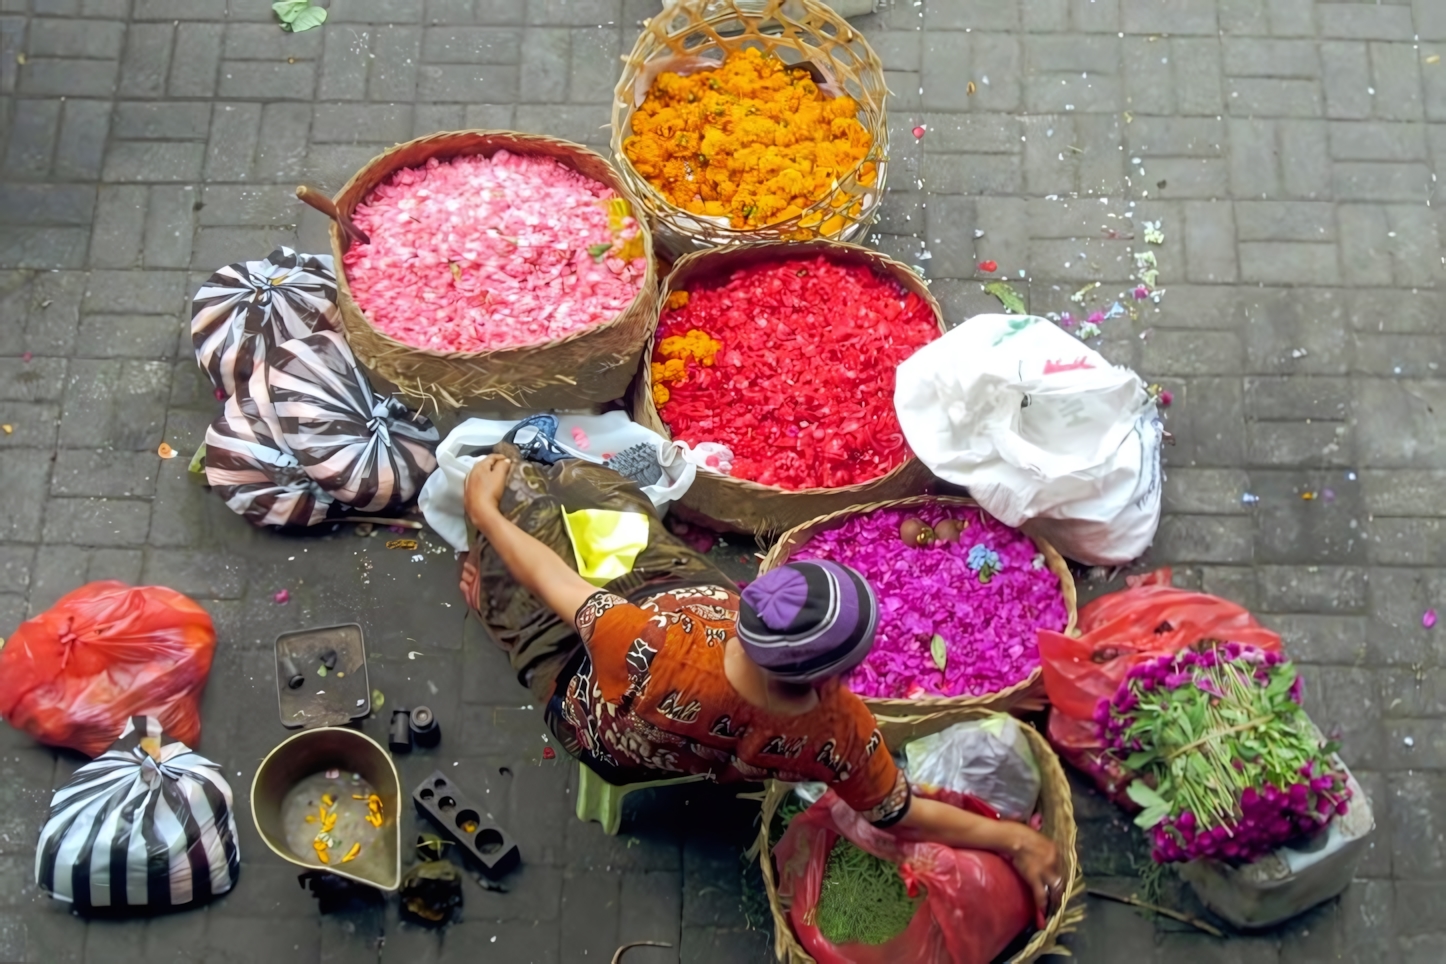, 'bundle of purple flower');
1097,642,1352,865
